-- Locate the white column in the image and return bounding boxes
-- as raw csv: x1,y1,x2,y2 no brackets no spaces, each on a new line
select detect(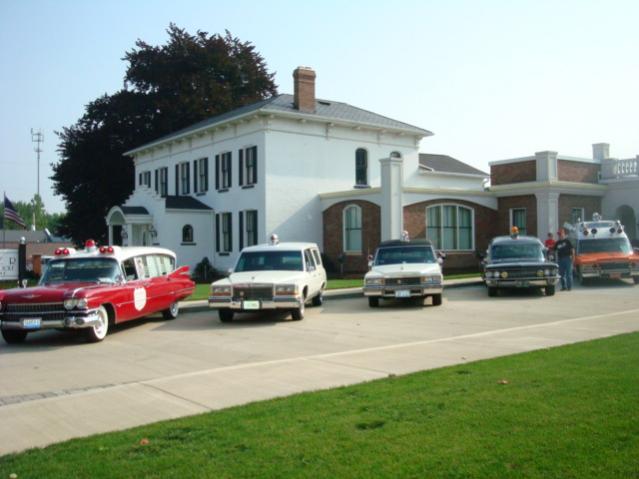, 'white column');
125,224,133,246
535,191,559,238
108,226,113,245
535,151,558,182
379,156,404,241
